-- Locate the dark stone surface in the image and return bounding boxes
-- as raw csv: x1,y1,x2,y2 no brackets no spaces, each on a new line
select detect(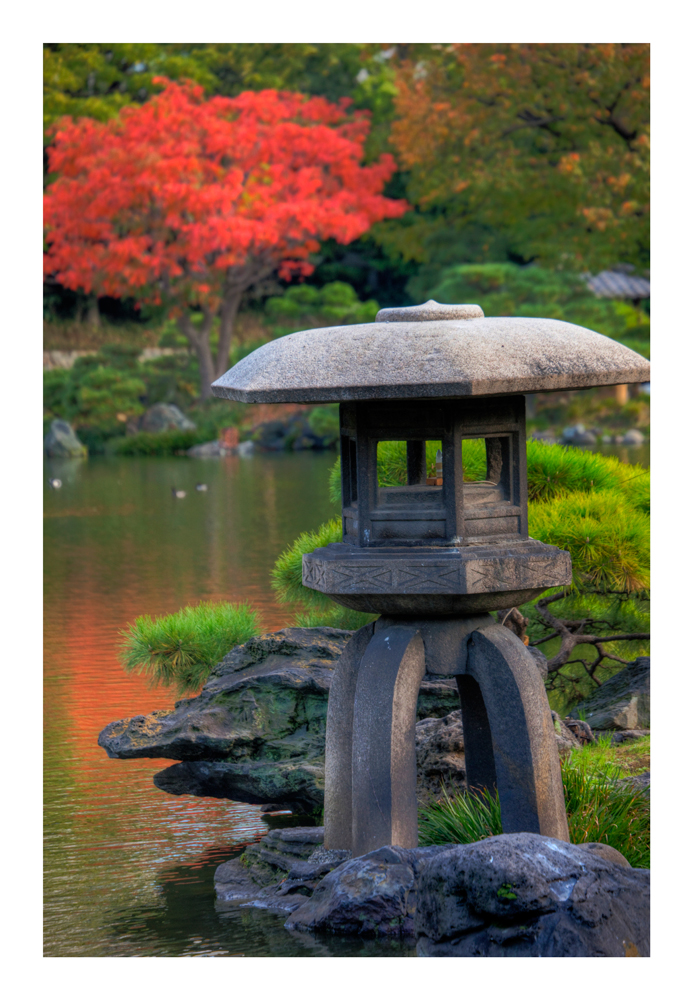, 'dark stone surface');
573,657,650,730
551,711,582,753
44,419,87,458
139,402,196,433
462,625,569,840
98,627,460,811
351,628,426,856
153,759,325,813
415,833,649,957
284,844,452,938
98,628,349,762
214,827,350,914
250,415,334,452
336,396,532,551
563,717,596,745
415,710,467,806
303,540,571,616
